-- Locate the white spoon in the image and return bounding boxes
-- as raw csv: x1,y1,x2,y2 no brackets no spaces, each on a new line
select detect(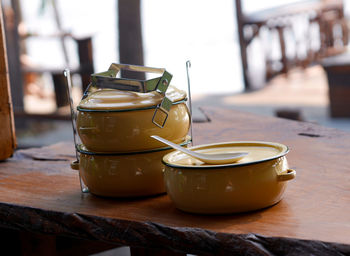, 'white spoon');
151,135,248,165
